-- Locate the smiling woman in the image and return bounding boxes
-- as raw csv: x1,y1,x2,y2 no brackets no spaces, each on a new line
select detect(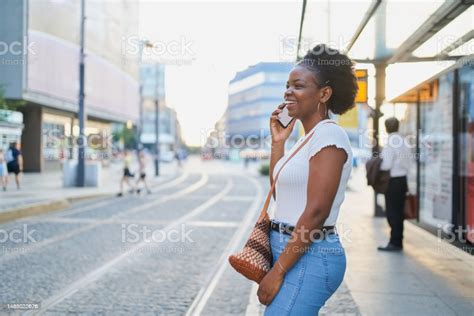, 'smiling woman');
291,44,359,116
257,44,358,315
